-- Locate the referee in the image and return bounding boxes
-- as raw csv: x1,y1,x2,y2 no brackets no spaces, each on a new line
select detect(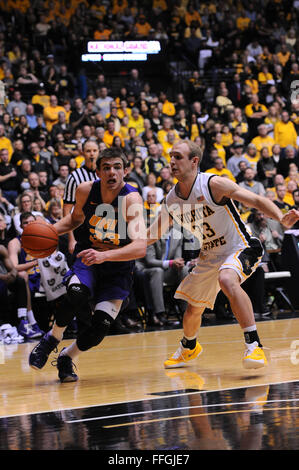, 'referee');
63,139,99,257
